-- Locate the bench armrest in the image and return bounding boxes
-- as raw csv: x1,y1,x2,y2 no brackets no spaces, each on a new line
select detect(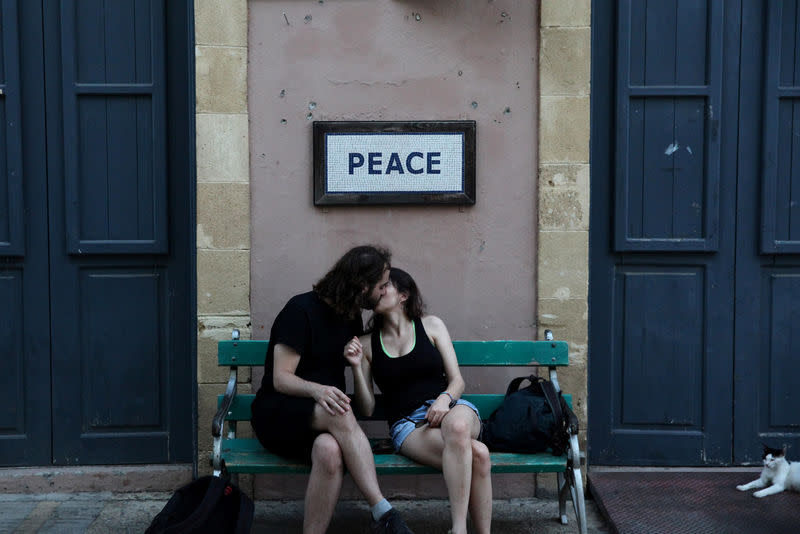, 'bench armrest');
568,434,582,470
549,363,581,461
212,368,238,438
